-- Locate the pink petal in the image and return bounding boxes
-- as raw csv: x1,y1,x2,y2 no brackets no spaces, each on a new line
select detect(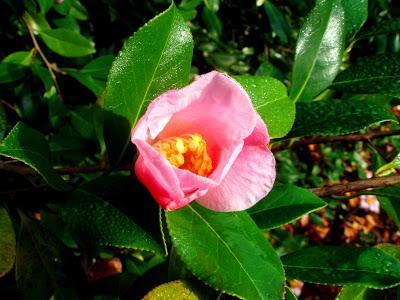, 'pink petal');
196,118,275,211
133,139,217,210
132,71,257,186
